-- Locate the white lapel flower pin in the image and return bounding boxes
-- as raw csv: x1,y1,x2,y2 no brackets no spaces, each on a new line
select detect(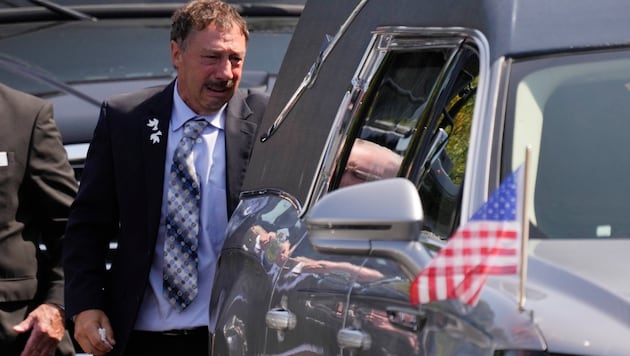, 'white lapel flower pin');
147,118,162,144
